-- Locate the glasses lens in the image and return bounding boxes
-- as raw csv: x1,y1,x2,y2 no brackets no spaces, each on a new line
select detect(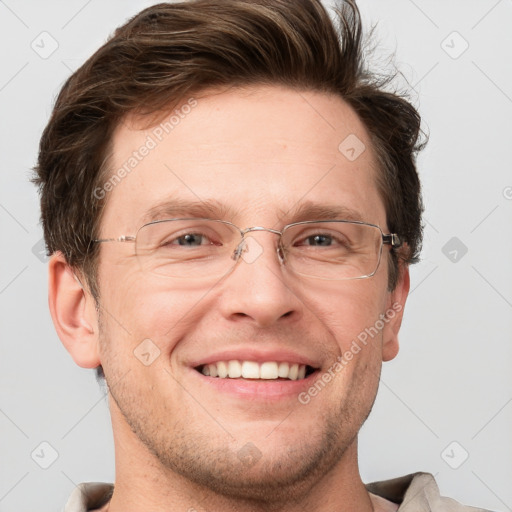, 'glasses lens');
281,221,383,280
135,219,239,278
